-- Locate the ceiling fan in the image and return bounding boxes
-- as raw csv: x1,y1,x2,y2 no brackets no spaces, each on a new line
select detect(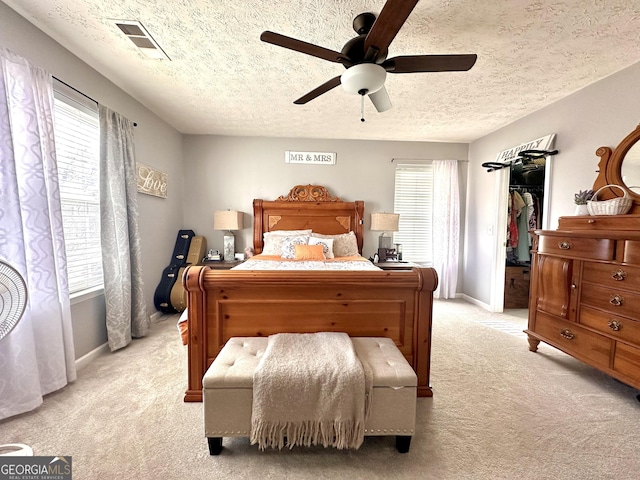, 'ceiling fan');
260,0,477,118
